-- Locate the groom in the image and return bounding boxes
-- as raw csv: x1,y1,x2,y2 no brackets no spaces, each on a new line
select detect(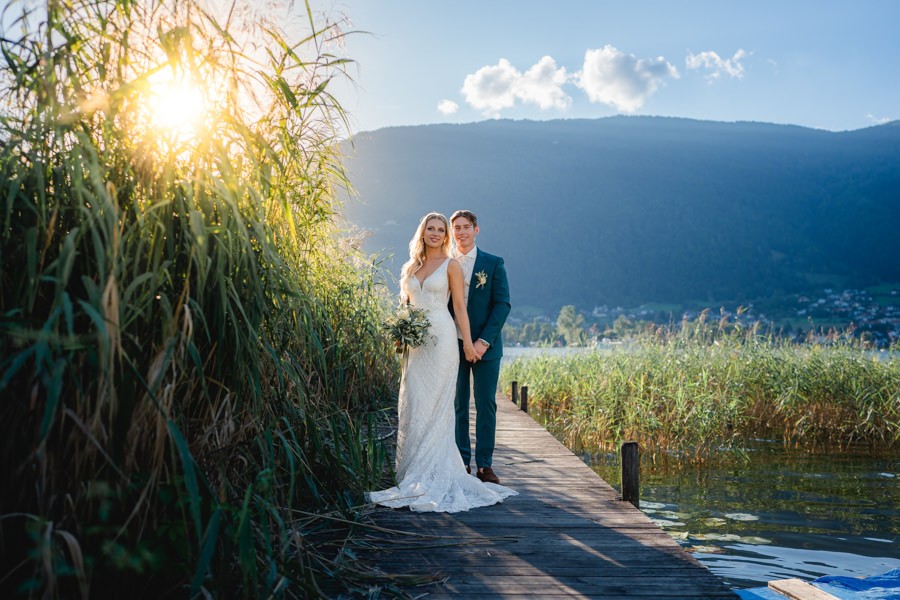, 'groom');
449,210,511,484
